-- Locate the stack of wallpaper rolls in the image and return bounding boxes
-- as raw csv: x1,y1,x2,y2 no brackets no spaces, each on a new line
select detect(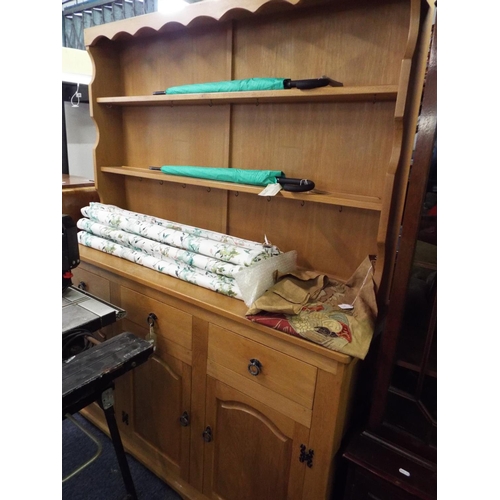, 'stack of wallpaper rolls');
77,202,281,300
